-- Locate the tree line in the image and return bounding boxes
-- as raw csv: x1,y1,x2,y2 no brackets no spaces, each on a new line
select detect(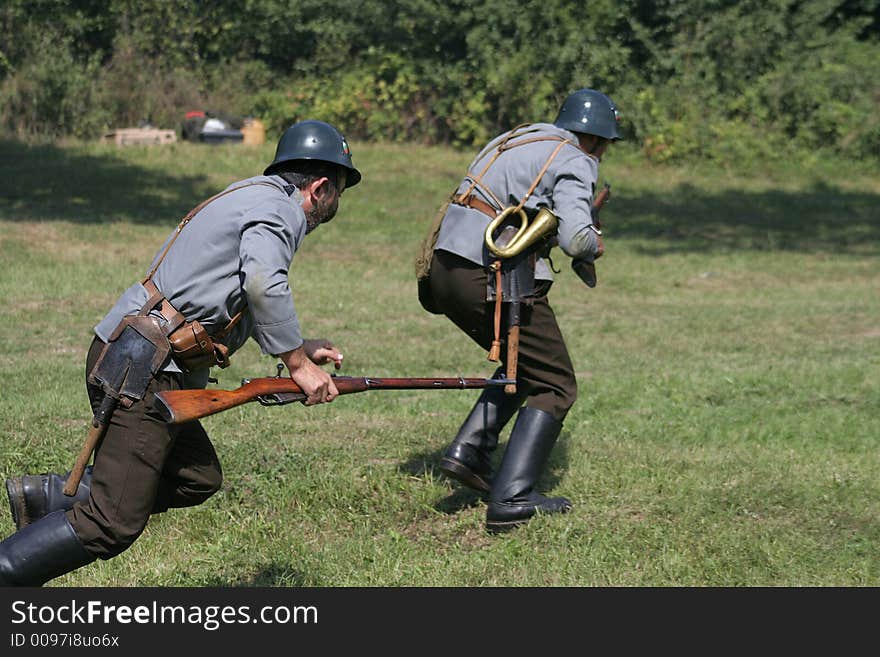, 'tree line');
1,0,878,165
